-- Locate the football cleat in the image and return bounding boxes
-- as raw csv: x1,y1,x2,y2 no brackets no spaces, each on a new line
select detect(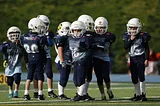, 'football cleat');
13,91,18,98
101,95,107,101
107,90,114,99
83,93,95,101
38,95,45,100
48,91,58,98
24,95,31,101
141,93,147,101
33,92,38,98
71,94,85,101
58,94,70,100
8,93,13,98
